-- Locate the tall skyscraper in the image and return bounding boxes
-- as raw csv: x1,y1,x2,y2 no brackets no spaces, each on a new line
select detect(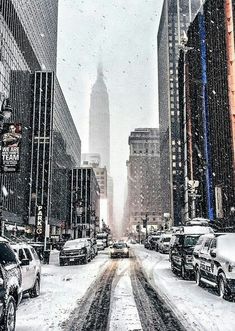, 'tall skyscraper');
89,64,110,172
158,0,202,225
126,128,161,233
12,0,58,72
